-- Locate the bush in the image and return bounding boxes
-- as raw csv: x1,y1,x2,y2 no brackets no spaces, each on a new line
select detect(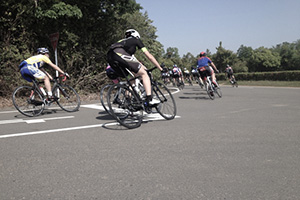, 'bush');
225,71,300,81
